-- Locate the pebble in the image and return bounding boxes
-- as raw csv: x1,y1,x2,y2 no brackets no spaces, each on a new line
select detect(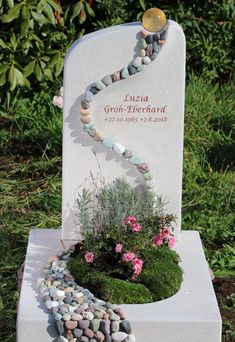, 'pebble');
80,108,90,116
139,38,147,49
122,149,133,159
127,65,137,75
132,57,143,68
89,86,100,95
146,44,153,57
151,53,158,61
104,335,112,342
153,41,160,54
137,162,150,173
160,30,167,40
73,328,83,338
102,137,114,149
56,319,64,335
103,313,109,320
84,327,94,338
101,75,112,86
153,32,160,41
83,311,94,320
85,91,93,102
129,156,143,165
62,314,71,321
139,49,146,57
93,81,106,90
125,335,136,342
83,123,94,132
120,67,129,79
93,131,104,141
65,320,77,330
159,39,165,46
90,318,100,332
57,337,68,342
112,71,121,82
90,340,97,342
146,34,154,44
94,310,104,319
108,311,120,321
53,312,62,321
143,56,151,65
114,308,127,320
112,332,128,341
100,319,110,335
95,331,105,341
111,320,119,333
113,143,125,155
120,320,132,334
65,329,73,340
78,319,90,329
80,116,91,124
71,313,83,321
80,337,88,342
137,65,145,72
81,99,90,109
